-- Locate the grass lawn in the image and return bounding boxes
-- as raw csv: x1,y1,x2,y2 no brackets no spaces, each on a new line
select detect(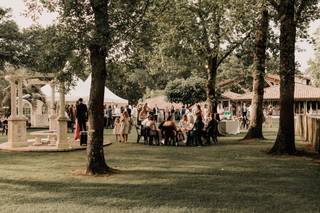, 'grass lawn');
0,126,319,213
